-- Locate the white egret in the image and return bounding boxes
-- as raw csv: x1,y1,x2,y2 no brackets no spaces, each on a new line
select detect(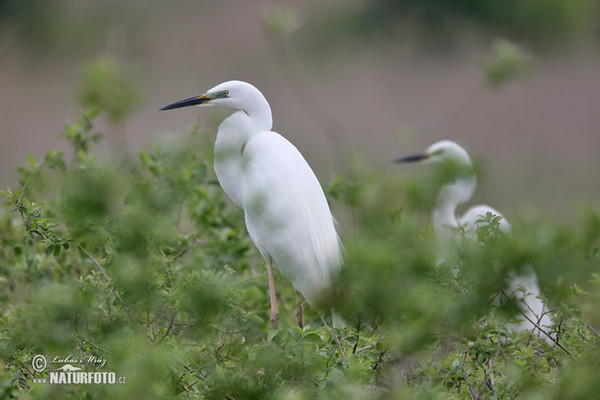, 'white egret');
396,140,552,341
160,80,343,329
